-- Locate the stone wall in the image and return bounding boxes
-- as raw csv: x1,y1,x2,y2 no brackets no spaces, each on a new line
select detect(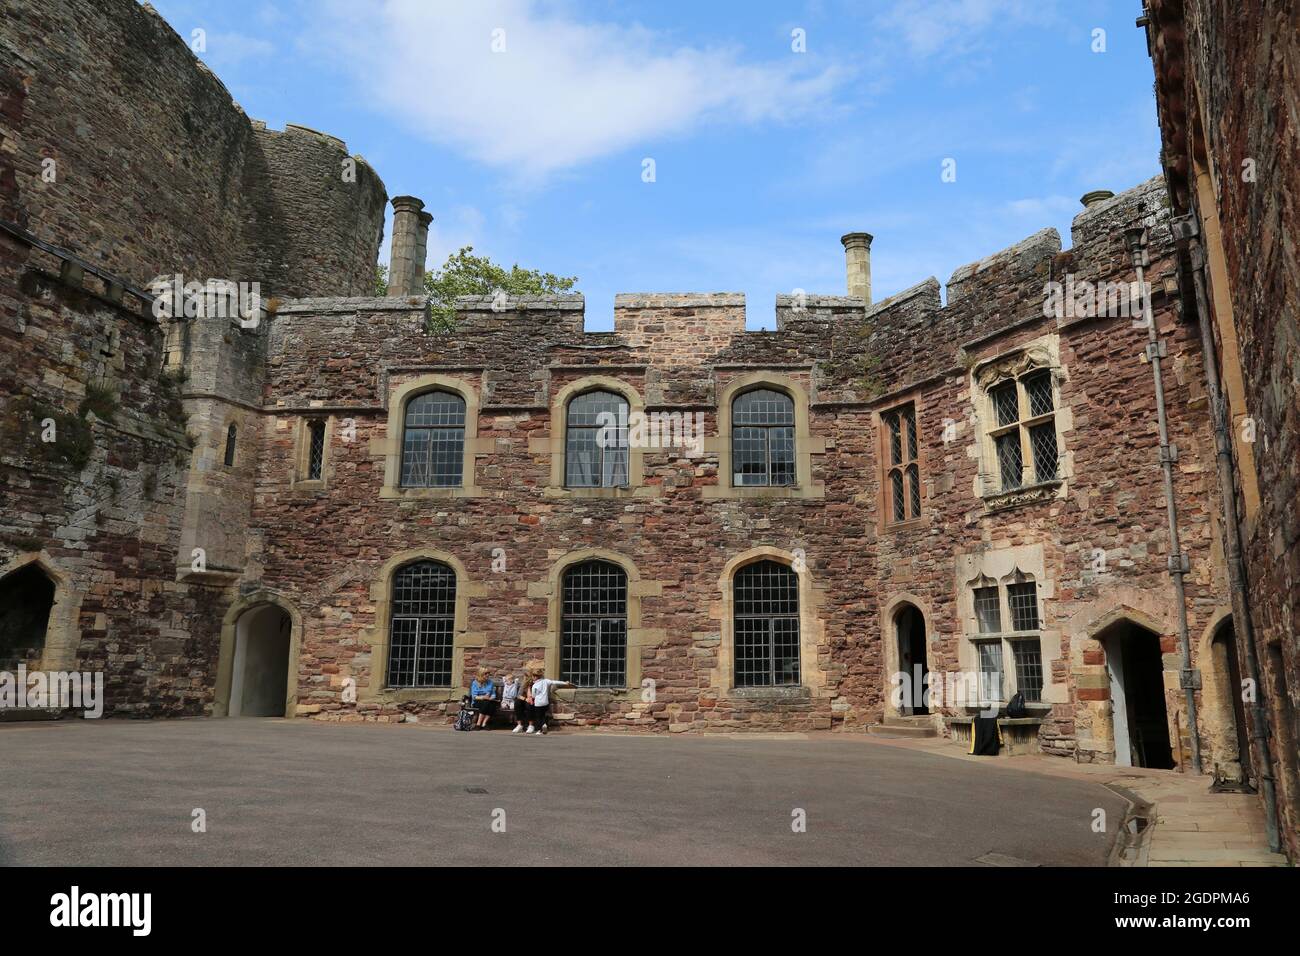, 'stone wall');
0,0,386,297
0,0,388,716
1146,0,1300,858
0,230,223,714
237,177,1238,766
